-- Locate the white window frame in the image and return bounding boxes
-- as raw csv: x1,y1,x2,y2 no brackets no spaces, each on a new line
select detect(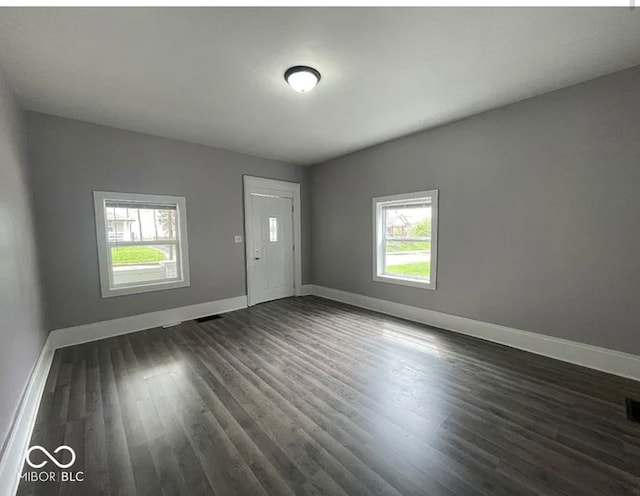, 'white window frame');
93,191,190,298
373,189,438,290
